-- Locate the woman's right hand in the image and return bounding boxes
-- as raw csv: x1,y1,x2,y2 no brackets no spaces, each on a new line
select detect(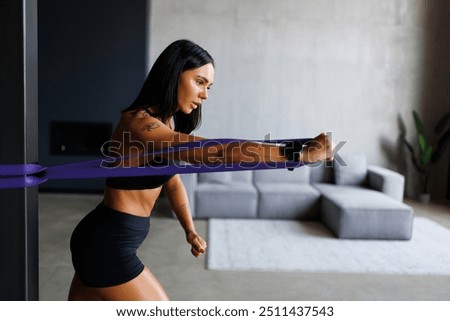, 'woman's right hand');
186,231,207,258
299,132,335,163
